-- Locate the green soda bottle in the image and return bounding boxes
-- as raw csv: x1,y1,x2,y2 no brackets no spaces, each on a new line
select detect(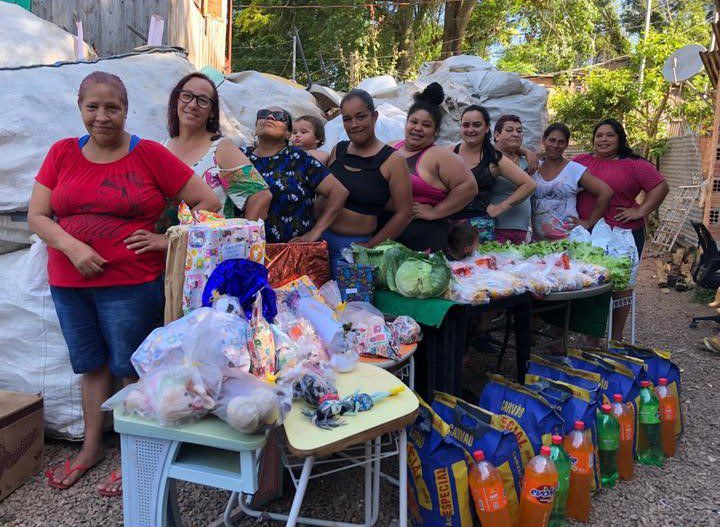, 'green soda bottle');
637,380,664,467
549,435,571,527
596,404,620,487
